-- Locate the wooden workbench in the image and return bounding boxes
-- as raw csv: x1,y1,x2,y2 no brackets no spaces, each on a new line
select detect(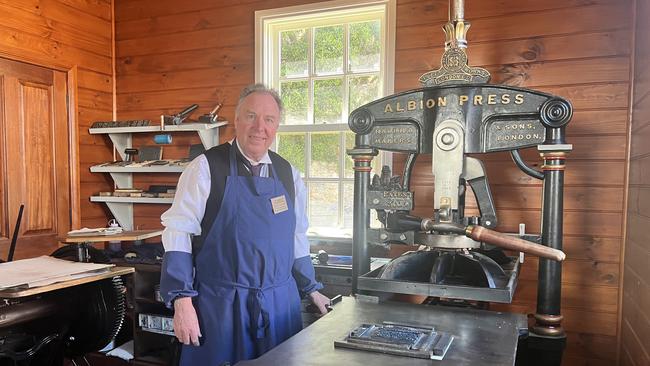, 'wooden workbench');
0,266,134,298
